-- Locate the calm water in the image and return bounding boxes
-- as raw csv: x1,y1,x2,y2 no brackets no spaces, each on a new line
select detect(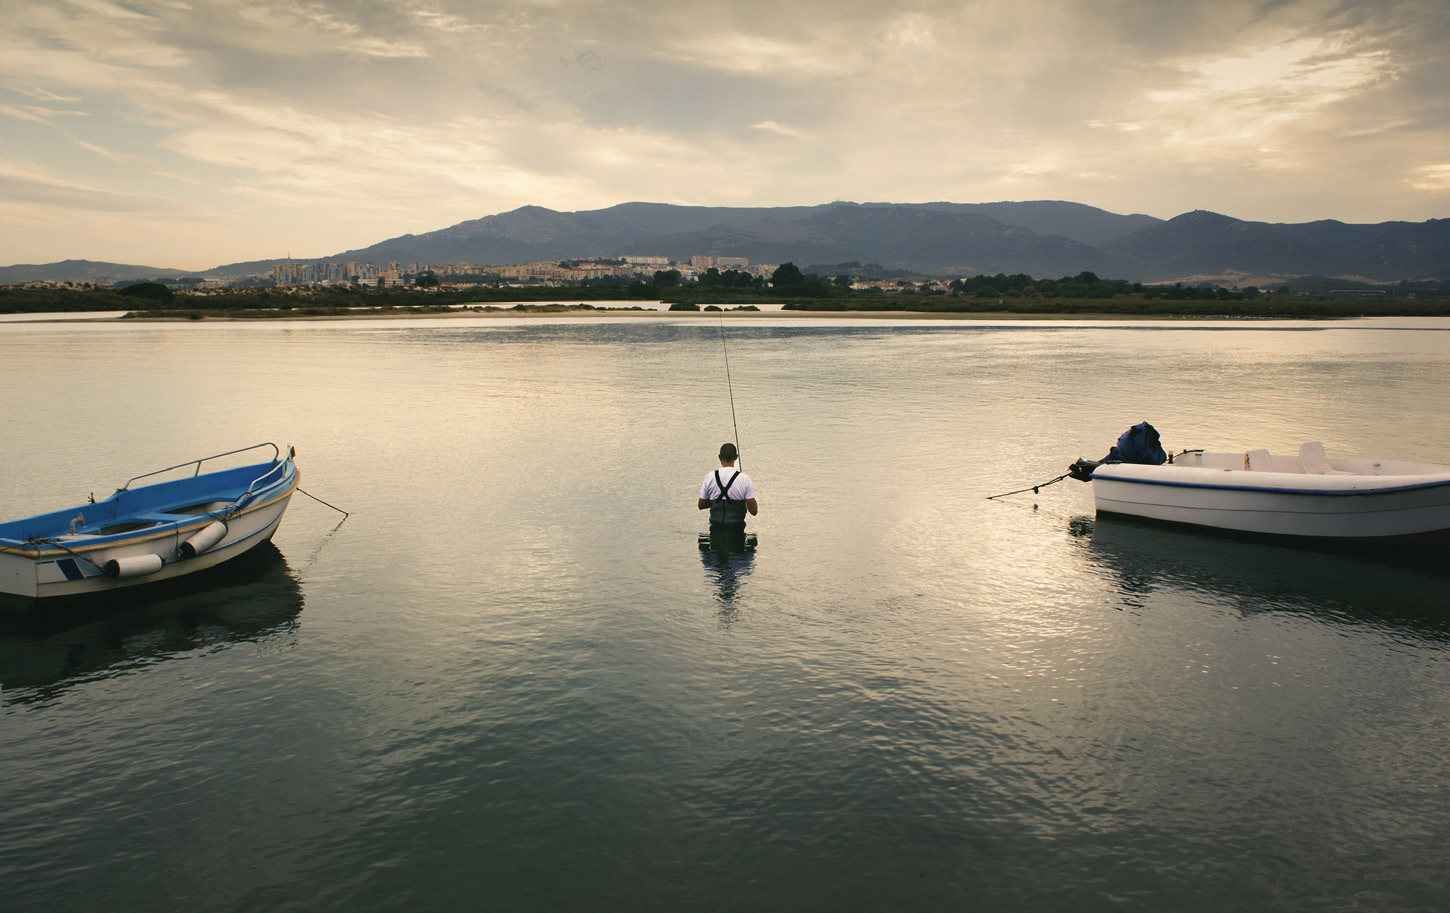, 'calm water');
2,314,1448,912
